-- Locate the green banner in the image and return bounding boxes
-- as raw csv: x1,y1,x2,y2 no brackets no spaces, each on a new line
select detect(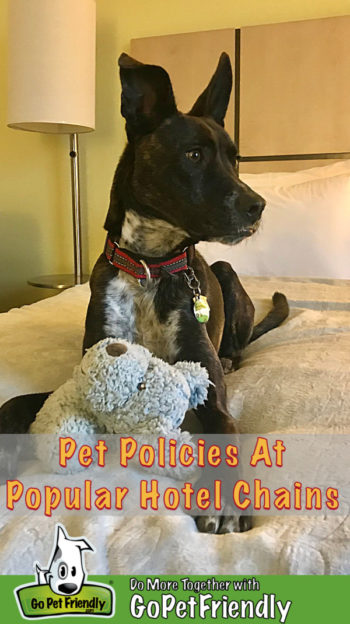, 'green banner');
3,574,348,623
16,582,114,618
